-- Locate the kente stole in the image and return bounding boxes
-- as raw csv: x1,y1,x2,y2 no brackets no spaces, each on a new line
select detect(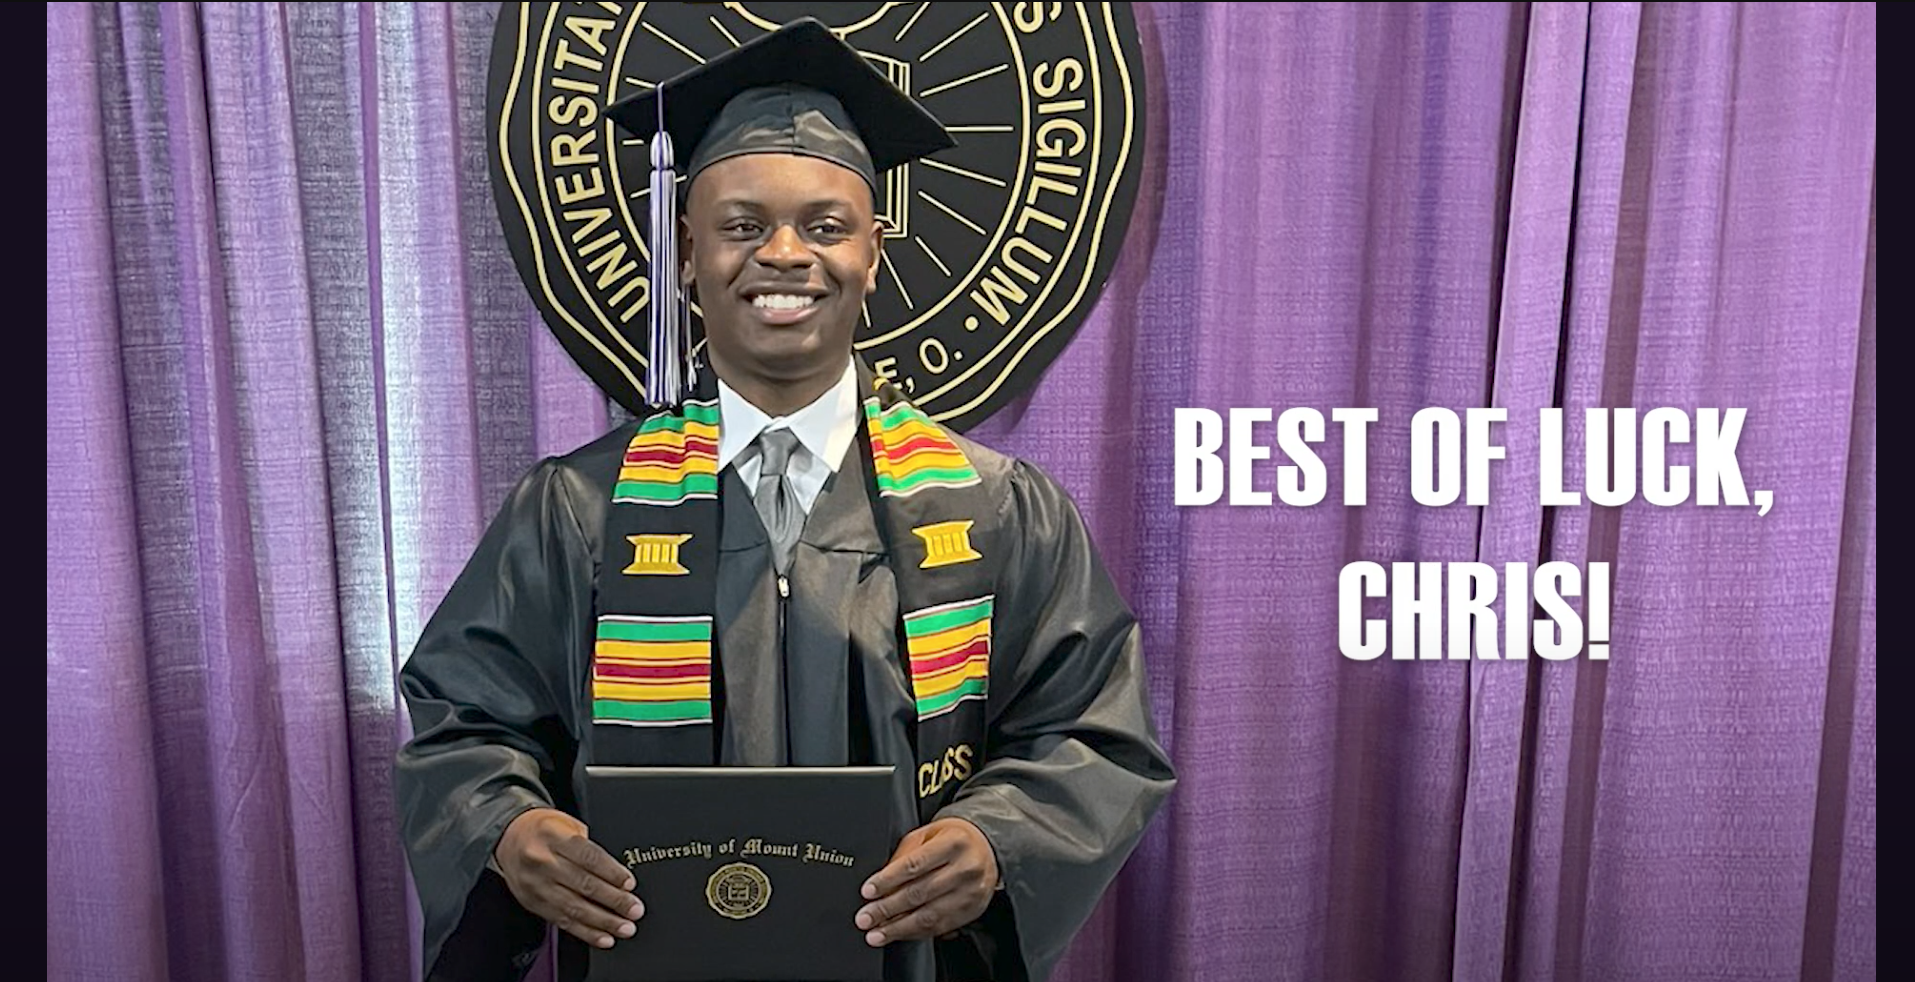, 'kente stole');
590,366,998,824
